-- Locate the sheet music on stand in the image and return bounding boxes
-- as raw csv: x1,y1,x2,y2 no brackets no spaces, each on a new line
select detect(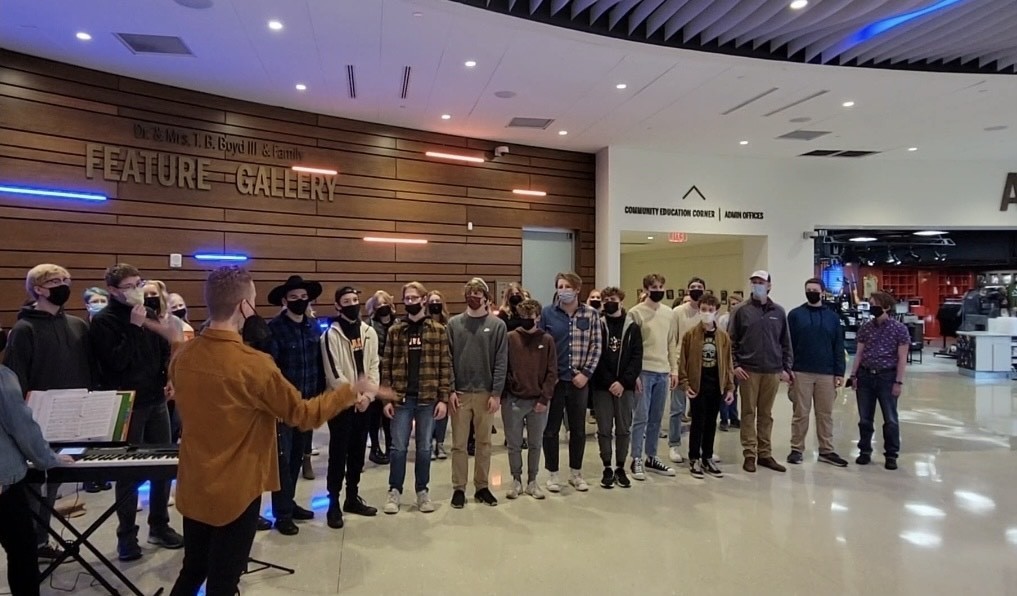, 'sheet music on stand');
27,389,136,442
